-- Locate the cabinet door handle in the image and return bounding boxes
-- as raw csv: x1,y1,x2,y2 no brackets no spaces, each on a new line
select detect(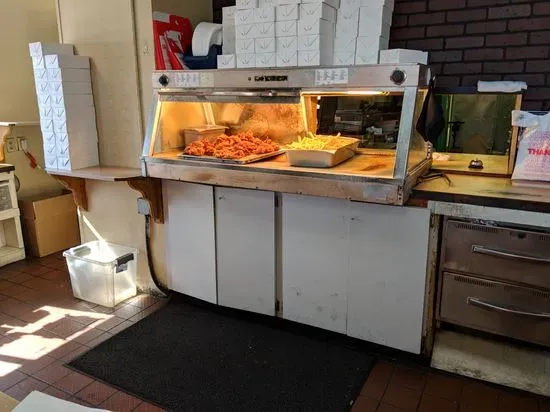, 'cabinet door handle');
467,297,550,319
472,245,550,264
